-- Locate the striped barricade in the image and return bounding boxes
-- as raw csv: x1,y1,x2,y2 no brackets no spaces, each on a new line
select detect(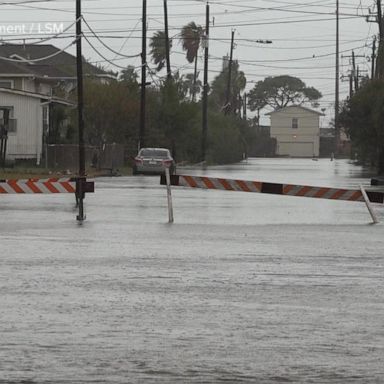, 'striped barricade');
160,174,384,204
0,177,94,195
160,174,383,223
